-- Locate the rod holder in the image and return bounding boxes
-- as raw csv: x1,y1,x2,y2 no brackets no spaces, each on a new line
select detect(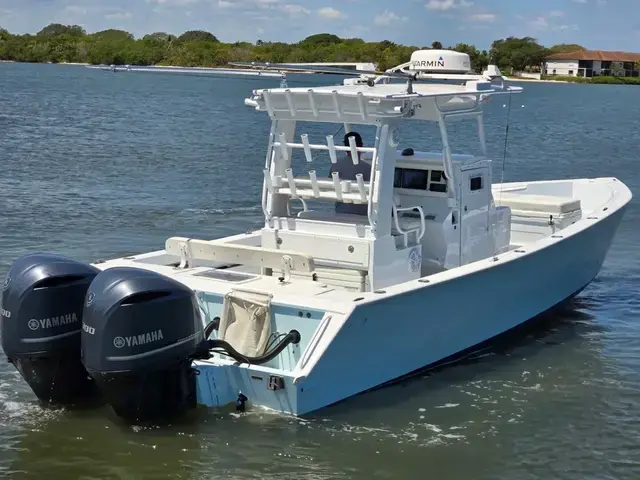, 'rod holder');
308,89,319,117
357,92,367,120
348,135,359,165
301,134,313,162
355,174,367,202
331,172,343,201
309,170,320,198
327,135,338,164
262,91,274,116
285,168,297,197
332,90,342,119
278,133,289,162
284,89,295,116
